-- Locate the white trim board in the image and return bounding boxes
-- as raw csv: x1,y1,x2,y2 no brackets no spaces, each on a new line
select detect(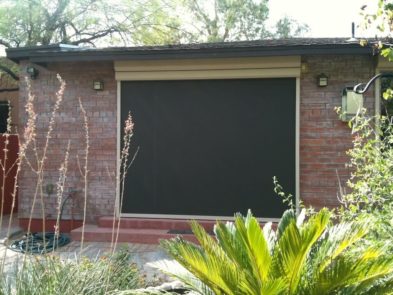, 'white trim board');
119,213,280,223
116,81,121,218
116,56,300,221
115,56,301,80
296,77,300,215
